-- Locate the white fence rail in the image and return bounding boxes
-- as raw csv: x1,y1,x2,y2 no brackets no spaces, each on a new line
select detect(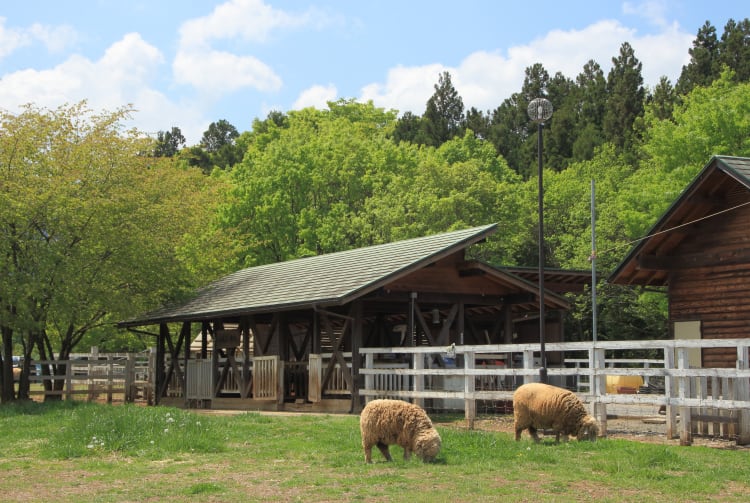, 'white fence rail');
360,339,750,446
